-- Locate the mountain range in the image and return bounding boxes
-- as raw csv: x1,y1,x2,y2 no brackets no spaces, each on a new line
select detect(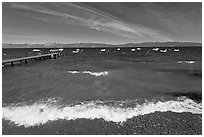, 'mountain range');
2,42,202,48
